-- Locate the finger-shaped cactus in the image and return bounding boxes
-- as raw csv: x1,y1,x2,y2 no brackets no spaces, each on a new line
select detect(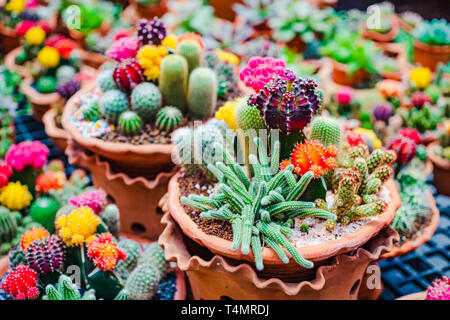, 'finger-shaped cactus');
176,39,202,74
188,67,217,120
125,264,161,300
140,243,168,277
159,54,188,113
